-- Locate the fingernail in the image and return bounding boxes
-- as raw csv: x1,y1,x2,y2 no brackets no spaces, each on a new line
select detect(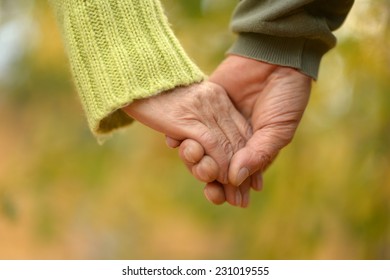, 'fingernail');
204,188,212,202
184,147,195,163
204,184,226,205
236,168,249,186
254,174,263,191
235,189,242,206
242,191,250,208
